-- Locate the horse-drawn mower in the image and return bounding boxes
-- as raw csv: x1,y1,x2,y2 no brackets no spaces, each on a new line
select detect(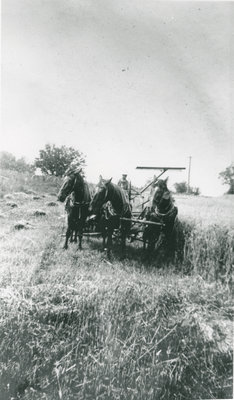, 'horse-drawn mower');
82,166,185,256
